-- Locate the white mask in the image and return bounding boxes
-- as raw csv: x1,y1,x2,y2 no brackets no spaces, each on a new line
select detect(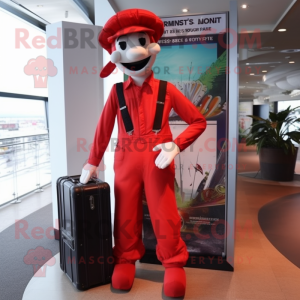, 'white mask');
111,32,161,78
